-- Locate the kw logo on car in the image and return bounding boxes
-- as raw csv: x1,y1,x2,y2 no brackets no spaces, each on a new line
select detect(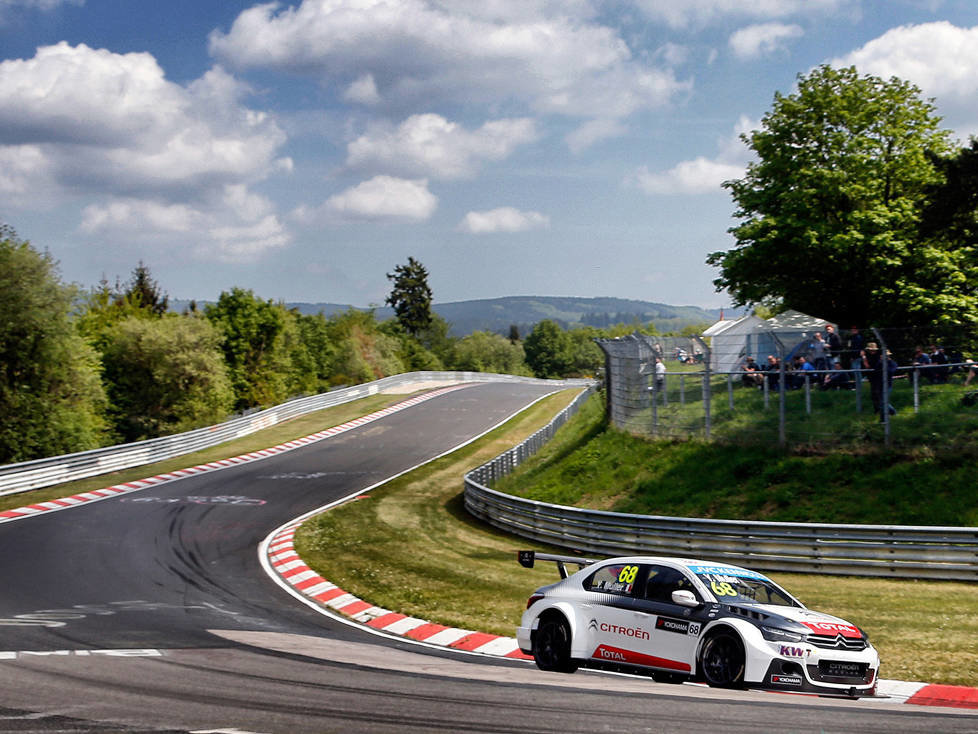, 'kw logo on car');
588,619,650,639
779,645,810,658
